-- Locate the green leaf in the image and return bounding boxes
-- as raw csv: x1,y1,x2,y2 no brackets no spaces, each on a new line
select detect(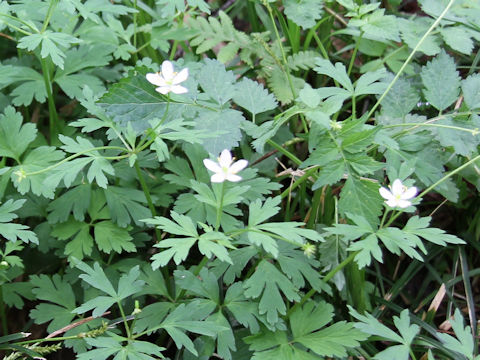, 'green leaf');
159,302,226,355
97,69,190,131
29,274,76,332
0,106,37,161
283,0,324,30
246,302,366,358
421,50,461,111
198,58,236,106
338,177,383,227
314,59,354,92
354,68,387,96
198,231,233,264
244,260,300,325
233,78,277,117
93,220,135,254
350,9,400,42
267,69,305,105
440,26,474,55
224,282,262,333
380,76,420,118
17,31,79,69
437,309,476,358
0,199,38,244
350,307,419,360
47,184,91,223
402,216,465,246
51,218,93,260
12,146,65,198
462,74,480,110
104,186,151,227
287,51,318,71
399,17,441,56
74,263,144,317
277,244,325,292
432,115,480,156
79,337,165,360
195,109,244,155
53,135,115,189
292,302,367,357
